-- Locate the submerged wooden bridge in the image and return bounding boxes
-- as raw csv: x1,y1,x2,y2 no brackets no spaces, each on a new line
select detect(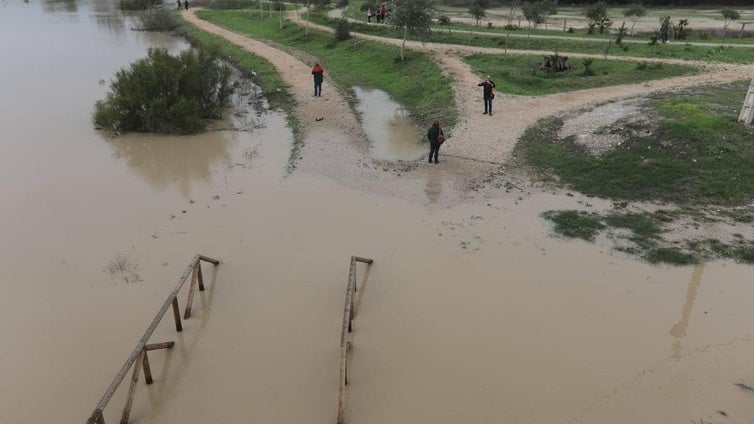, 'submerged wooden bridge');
85,254,374,424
